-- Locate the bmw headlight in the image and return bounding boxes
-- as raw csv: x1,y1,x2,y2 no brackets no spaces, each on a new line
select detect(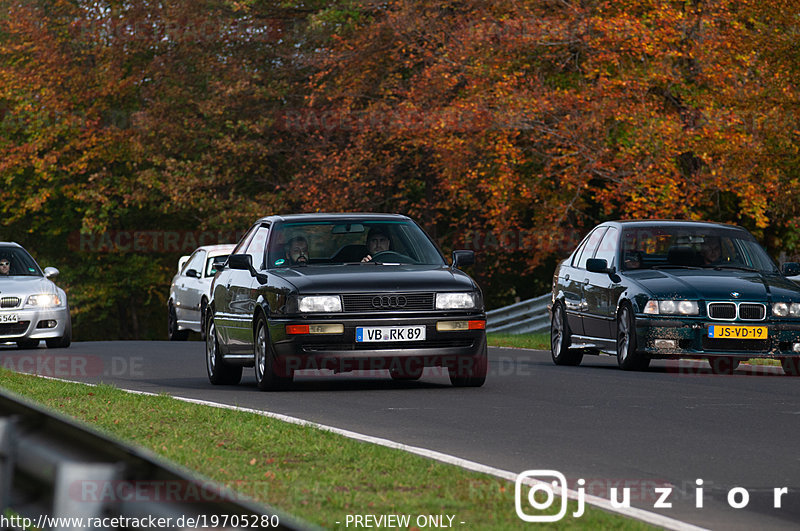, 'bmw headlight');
435,292,477,310
643,300,699,315
298,295,342,313
772,302,800,317
26,294,61,308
